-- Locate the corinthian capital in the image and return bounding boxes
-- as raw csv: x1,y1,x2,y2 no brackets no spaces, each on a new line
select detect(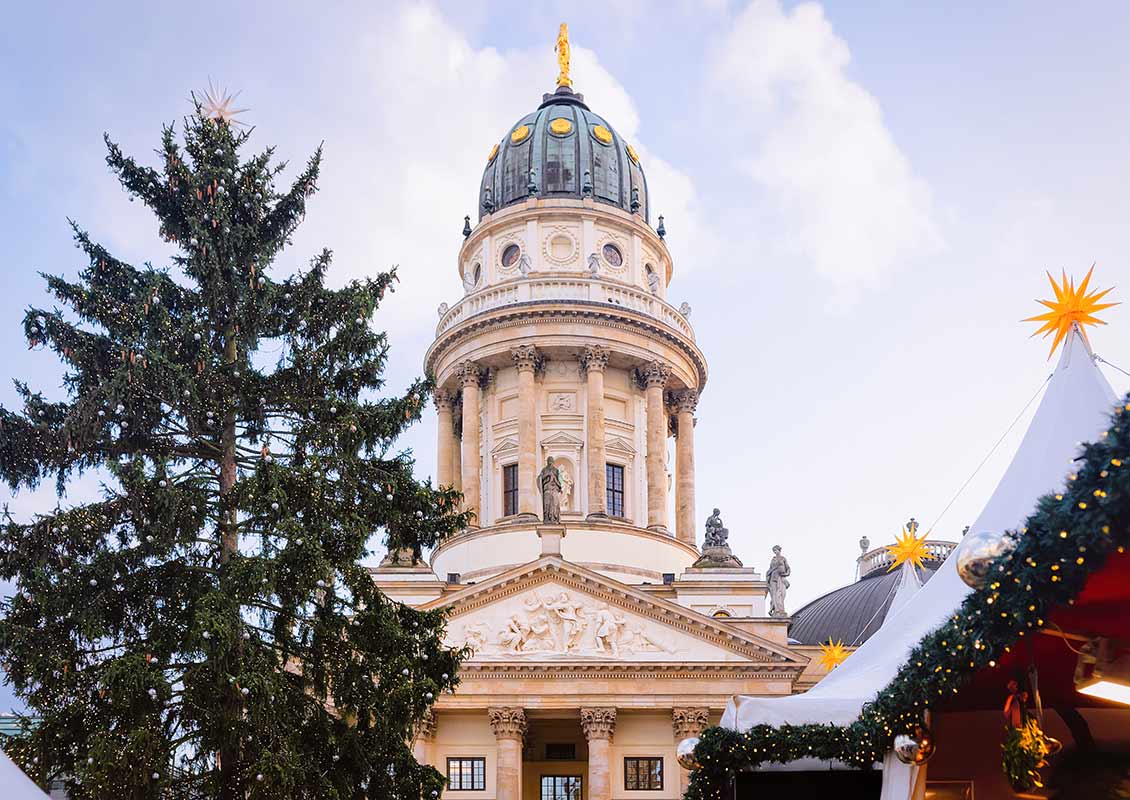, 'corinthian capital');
670,389,699,414
456,360,484,388
672,707,709,739
640,361,671,389
510,344,540,373
580,345,610,373
580,707,617,741
488,706,527,741
433,389,457,412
